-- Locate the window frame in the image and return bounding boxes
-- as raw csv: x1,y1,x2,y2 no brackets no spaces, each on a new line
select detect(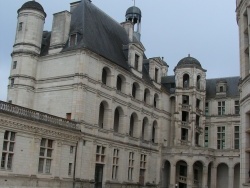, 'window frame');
1,131,15,170
38,138,53,174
